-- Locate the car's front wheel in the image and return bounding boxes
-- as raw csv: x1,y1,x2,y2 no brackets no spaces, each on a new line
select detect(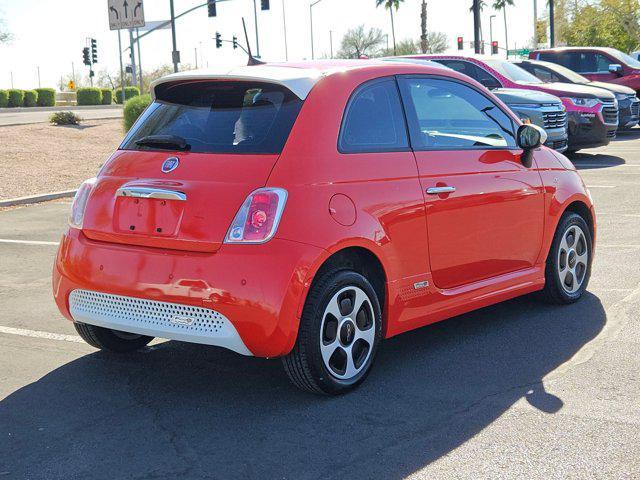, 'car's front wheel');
74,323,153,352
541,212,592,304
282,270,382,395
